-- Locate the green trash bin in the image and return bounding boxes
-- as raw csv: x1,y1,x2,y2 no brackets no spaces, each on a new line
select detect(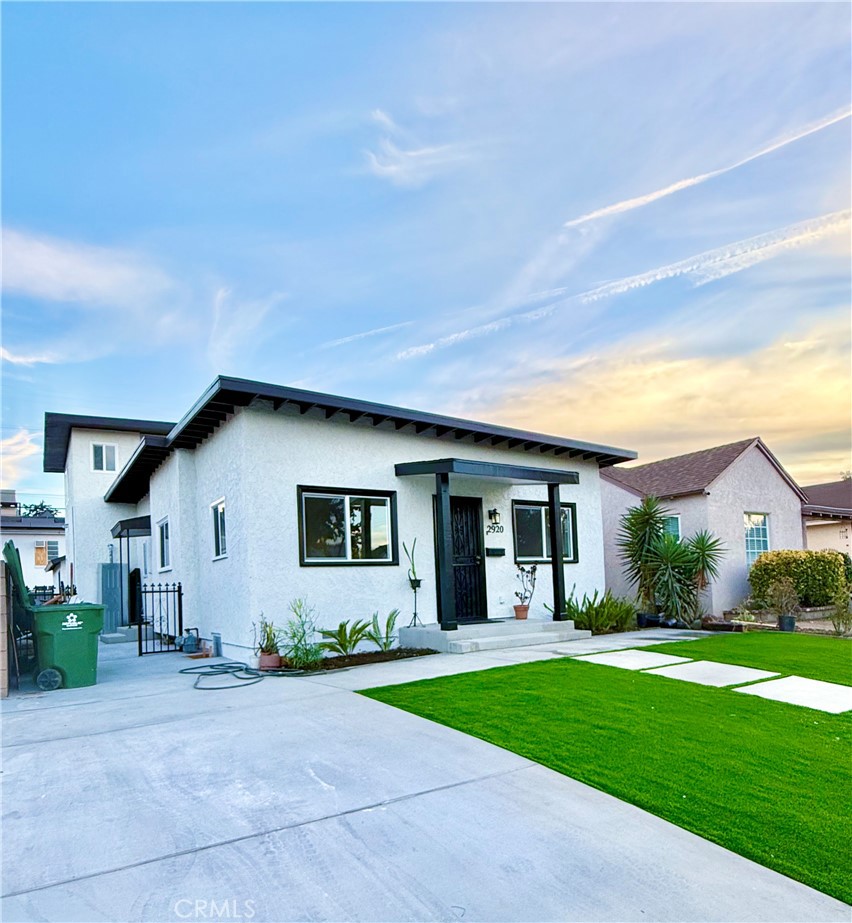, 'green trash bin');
34,604,104,689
